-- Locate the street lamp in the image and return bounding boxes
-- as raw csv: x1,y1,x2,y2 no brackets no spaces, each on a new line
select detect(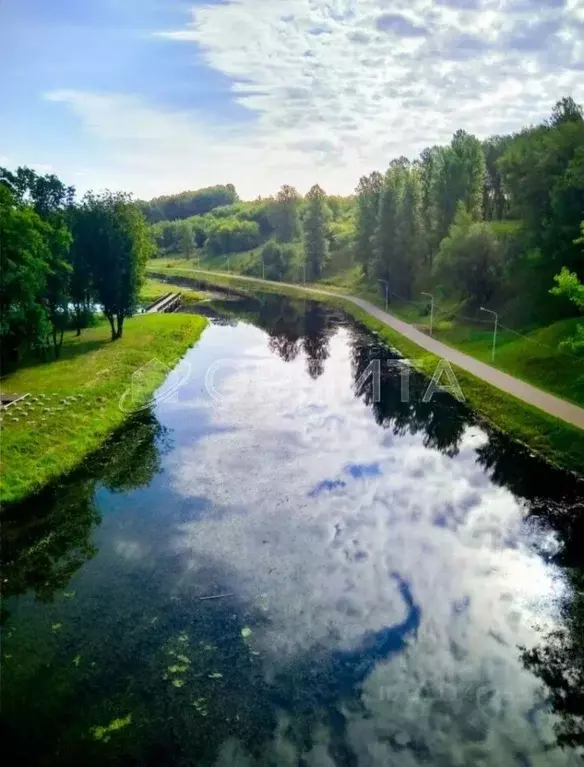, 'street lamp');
261,257,265,280
378,279,389,312
226,257,230,273
303,263,306,285
421,291,434,336
480,306,498,362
